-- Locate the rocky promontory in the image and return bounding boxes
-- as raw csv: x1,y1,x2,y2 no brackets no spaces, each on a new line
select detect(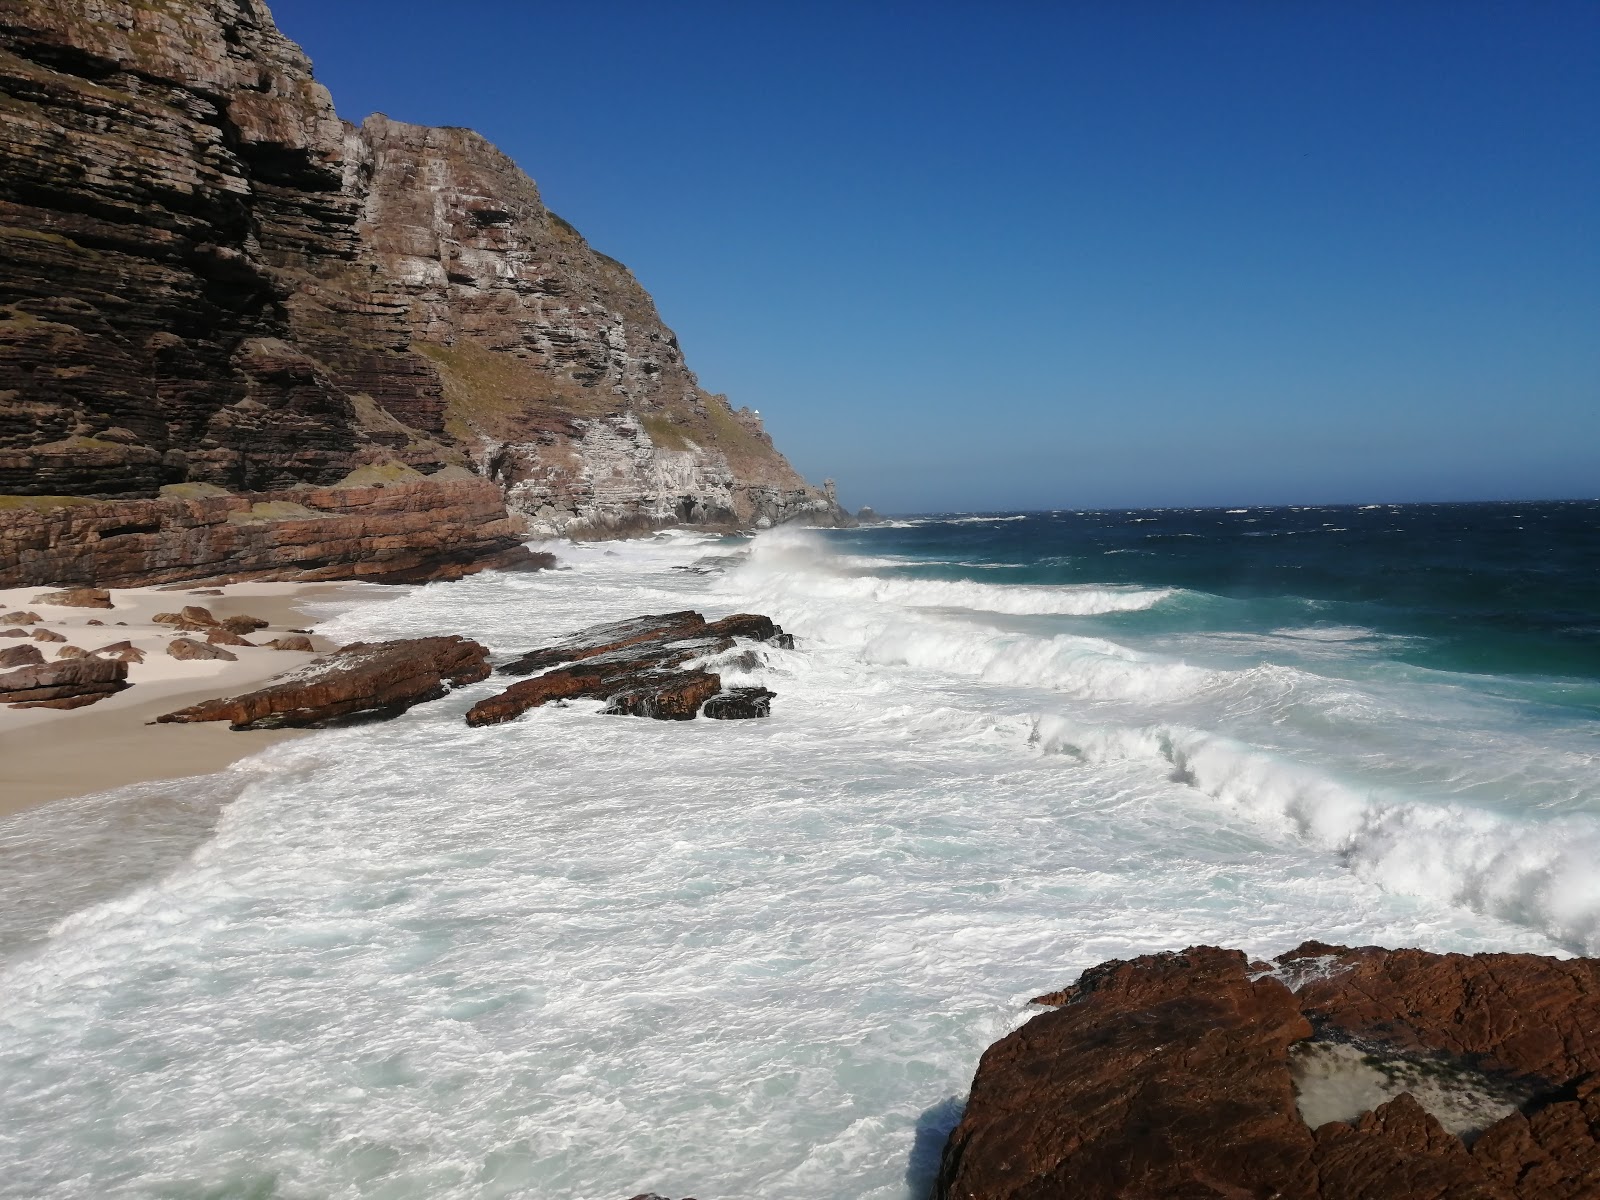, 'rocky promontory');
935,943,1600,1199
0,0,844,591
